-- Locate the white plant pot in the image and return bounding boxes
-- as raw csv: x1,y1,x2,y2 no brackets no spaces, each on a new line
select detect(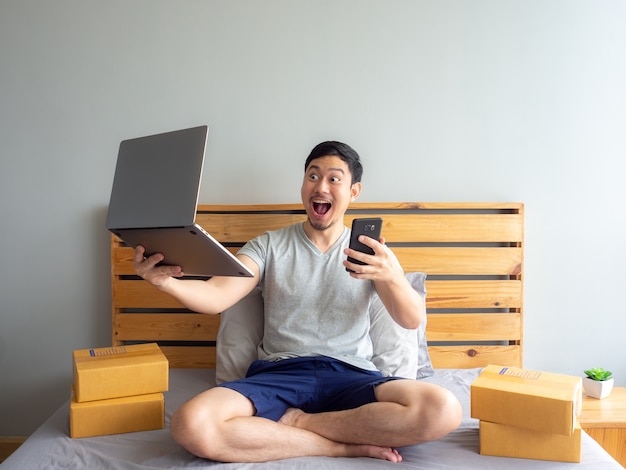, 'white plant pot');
582,377,614,399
